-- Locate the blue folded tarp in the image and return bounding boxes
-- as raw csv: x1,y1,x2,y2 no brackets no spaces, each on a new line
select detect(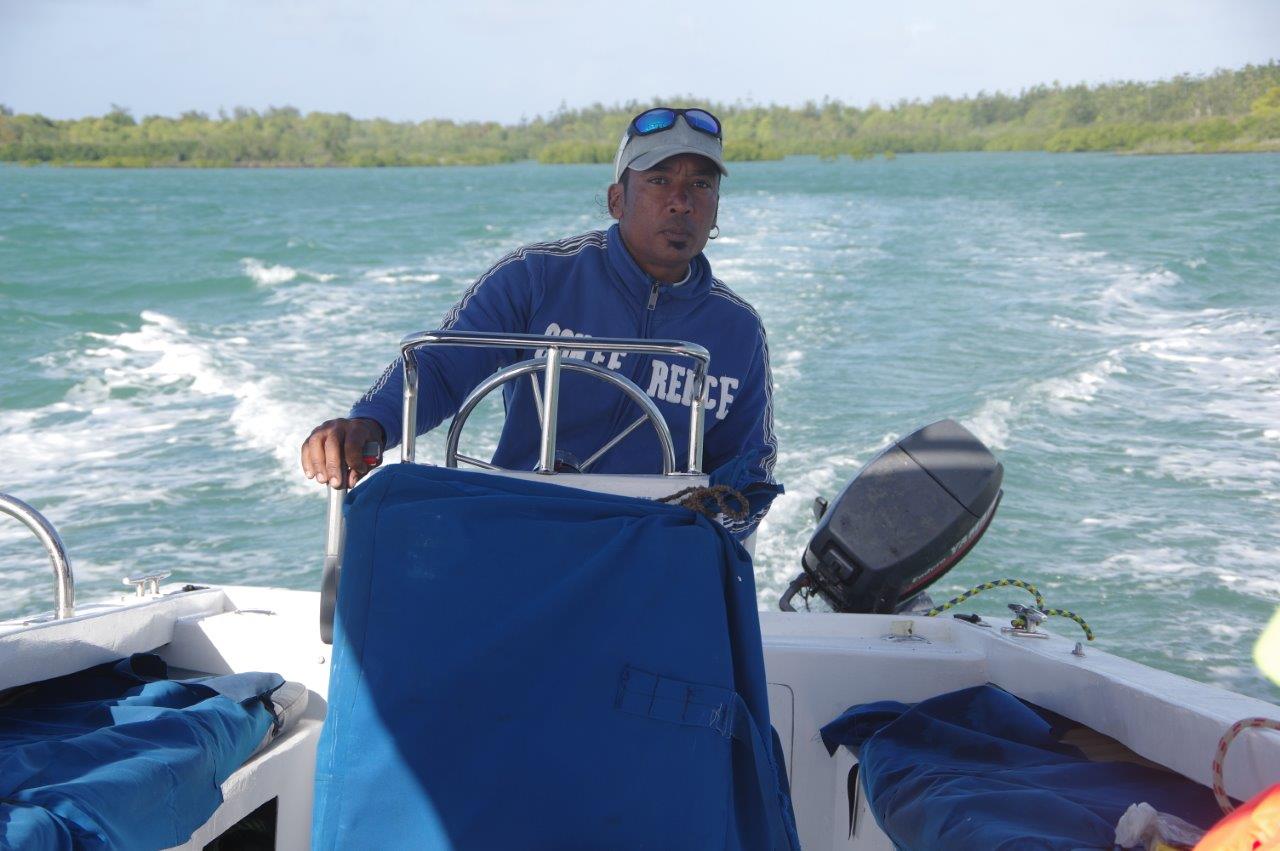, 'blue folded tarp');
821,684,1222,850
0,653,282,850
313,464,798,851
